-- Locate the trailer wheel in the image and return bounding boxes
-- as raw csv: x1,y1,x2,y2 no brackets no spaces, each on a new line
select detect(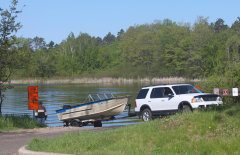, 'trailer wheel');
82,122,88,126
93,121,102,127
70,120,80,127
64,121,69,127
